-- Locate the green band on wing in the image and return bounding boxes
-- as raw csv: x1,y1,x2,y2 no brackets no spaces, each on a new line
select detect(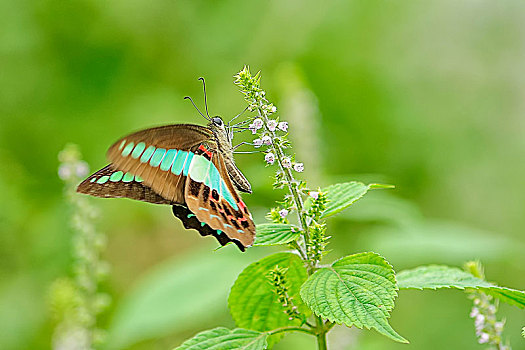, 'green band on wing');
188,155,210,183
150,148,166,167
122,172,134,182
140,146,155,163
122,142,134,157
97,175,110,184
171,150,187,175
183,152,194,176
109,171,124,182
131,142,146,159
160,149,177,171
118,140,126,151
